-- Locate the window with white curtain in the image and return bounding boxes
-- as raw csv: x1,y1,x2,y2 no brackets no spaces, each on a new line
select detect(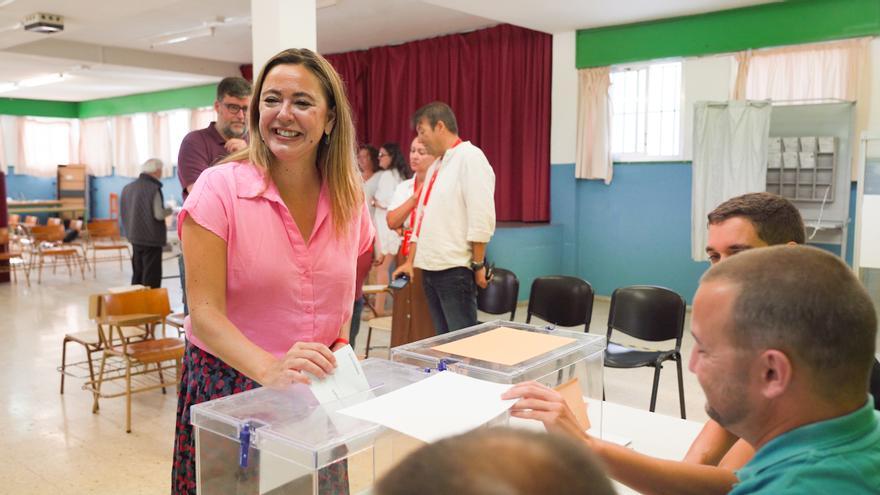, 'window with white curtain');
18,117,77,177
79,118,114,177
131,113,151,165
190,106,215,132
168,109,191,164
610,61,682,160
